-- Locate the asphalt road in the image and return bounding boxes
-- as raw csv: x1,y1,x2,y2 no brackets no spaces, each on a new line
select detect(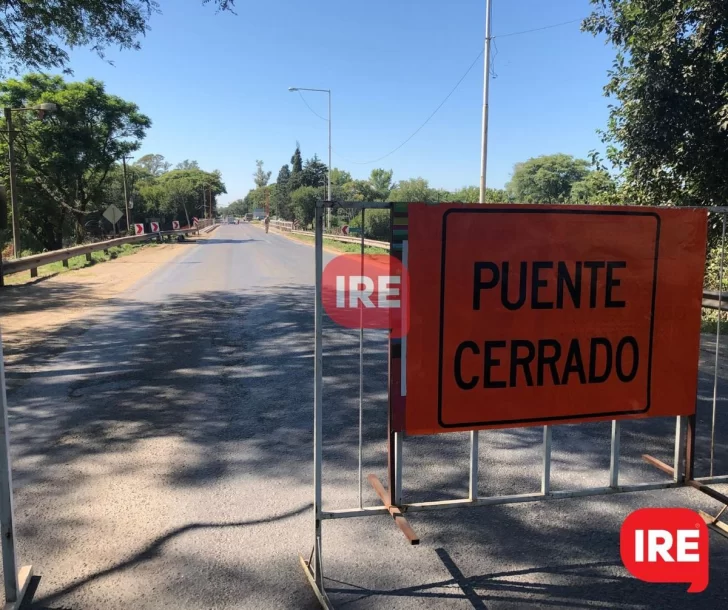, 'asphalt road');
3,222,728,609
